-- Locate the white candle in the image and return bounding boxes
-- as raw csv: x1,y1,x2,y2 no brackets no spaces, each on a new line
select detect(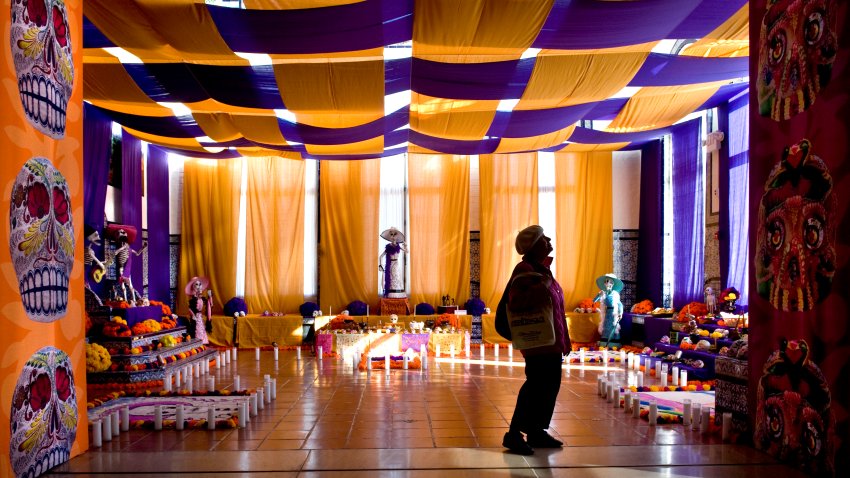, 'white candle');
624,391,632,413
154,405,163,430
479,344,485,359
436,344,441,357
194,362,200,377
648,401,658,425
450,344,456,359
120,407,129,431
597,376,605,396
164,372,172,392
671,366,679,386
92,420,102,447
296,347,302,360
367,353,372,370
112,411,120,436
255,347,260,360
257,388,265,410
637,371,644,387
613,386,620,408
239,402,248,428
366,305,369,316
421,344,427,369
680,369,688,386
700,407,711,433
271,378,277,400
176,404,184,430
655,360,662,377
603,349,608,365
606,382,613,401
208,377,215,391
692,403,702,430
627,352,634,368
318,346,323,359
494,343,500,359
274,347,279,361
186,374,193,392
175,369,181,388
632,395,640,418
661,362,668,373
682,399,692,427
403,355,409,369
232,347,238,361
579,348,585,364
722,412,732,441
660,371,667,386
234,375,241,391
216,354,222,369
250,394,258,416
207,407,216,430
620,349,626,364
385,353,390,372
508,344,513,359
